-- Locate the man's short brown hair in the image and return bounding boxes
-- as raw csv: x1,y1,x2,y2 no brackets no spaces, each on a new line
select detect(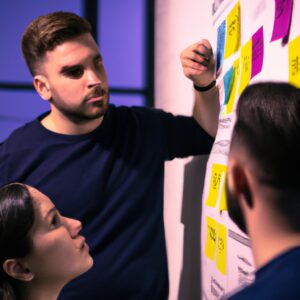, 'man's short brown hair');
21,11,92,76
